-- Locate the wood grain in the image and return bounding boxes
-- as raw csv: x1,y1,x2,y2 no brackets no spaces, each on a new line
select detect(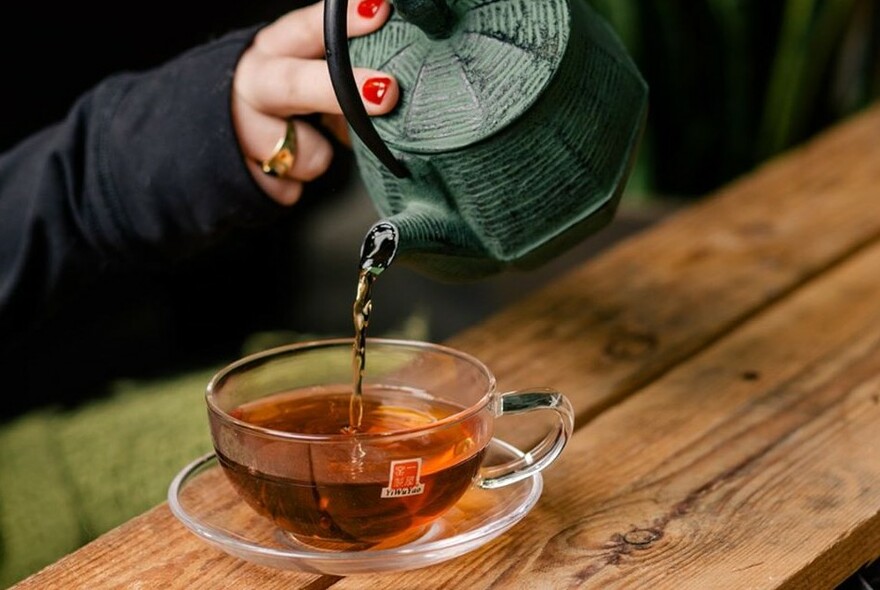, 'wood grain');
451,103,880,447
10,503,331,590
13,103,880,589
329,221,880,589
